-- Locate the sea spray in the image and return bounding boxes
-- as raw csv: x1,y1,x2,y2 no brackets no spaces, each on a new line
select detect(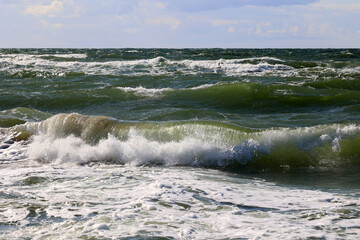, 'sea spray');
3,113,358,168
